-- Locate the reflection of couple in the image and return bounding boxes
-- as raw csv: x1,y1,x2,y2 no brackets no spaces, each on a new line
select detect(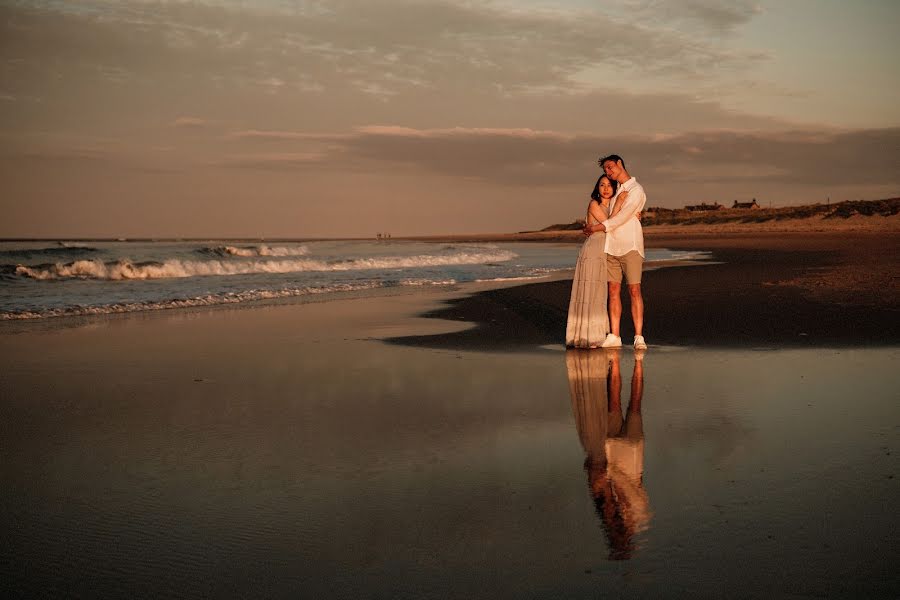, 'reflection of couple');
565,154,647,350
566,349,649,560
